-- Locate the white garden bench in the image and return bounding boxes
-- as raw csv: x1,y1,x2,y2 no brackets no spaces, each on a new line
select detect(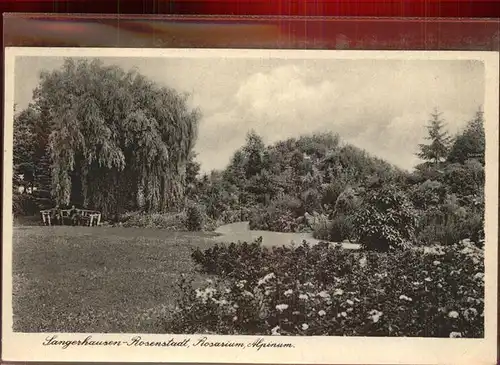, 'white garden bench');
40,208,102,226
